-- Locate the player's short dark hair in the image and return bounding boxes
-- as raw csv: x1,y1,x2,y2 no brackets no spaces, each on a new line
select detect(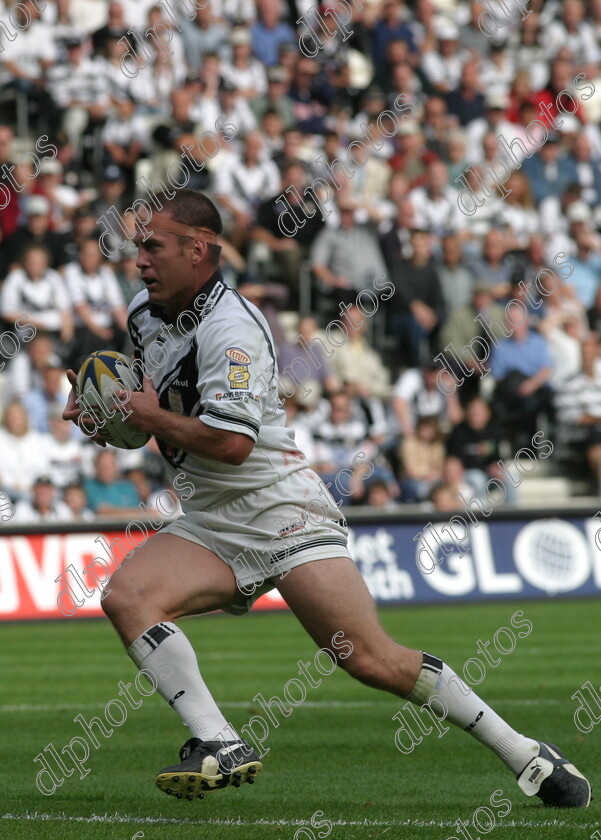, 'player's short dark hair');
153,188,223,264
